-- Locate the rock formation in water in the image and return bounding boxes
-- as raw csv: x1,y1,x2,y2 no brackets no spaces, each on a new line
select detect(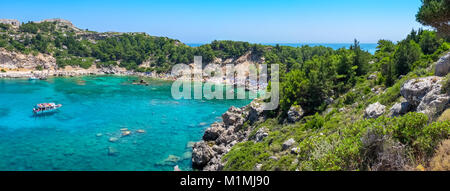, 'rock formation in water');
192,99,266,171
